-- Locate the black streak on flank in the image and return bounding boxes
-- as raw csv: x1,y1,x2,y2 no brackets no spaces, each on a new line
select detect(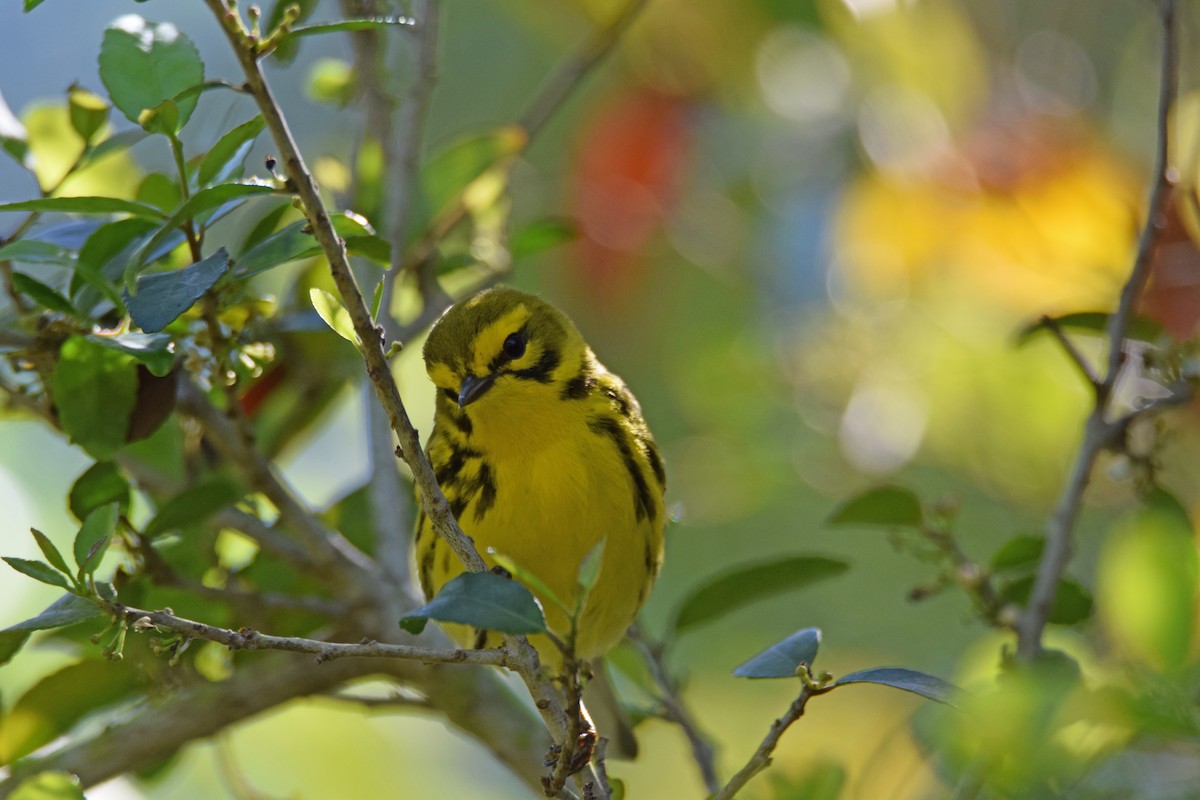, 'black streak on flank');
589,416,656,523
513,345,561,384
644,439,666,490
471,463,498,522
419,546,436,595
435,443,482,489
438,394,473,436
561,369,595,400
